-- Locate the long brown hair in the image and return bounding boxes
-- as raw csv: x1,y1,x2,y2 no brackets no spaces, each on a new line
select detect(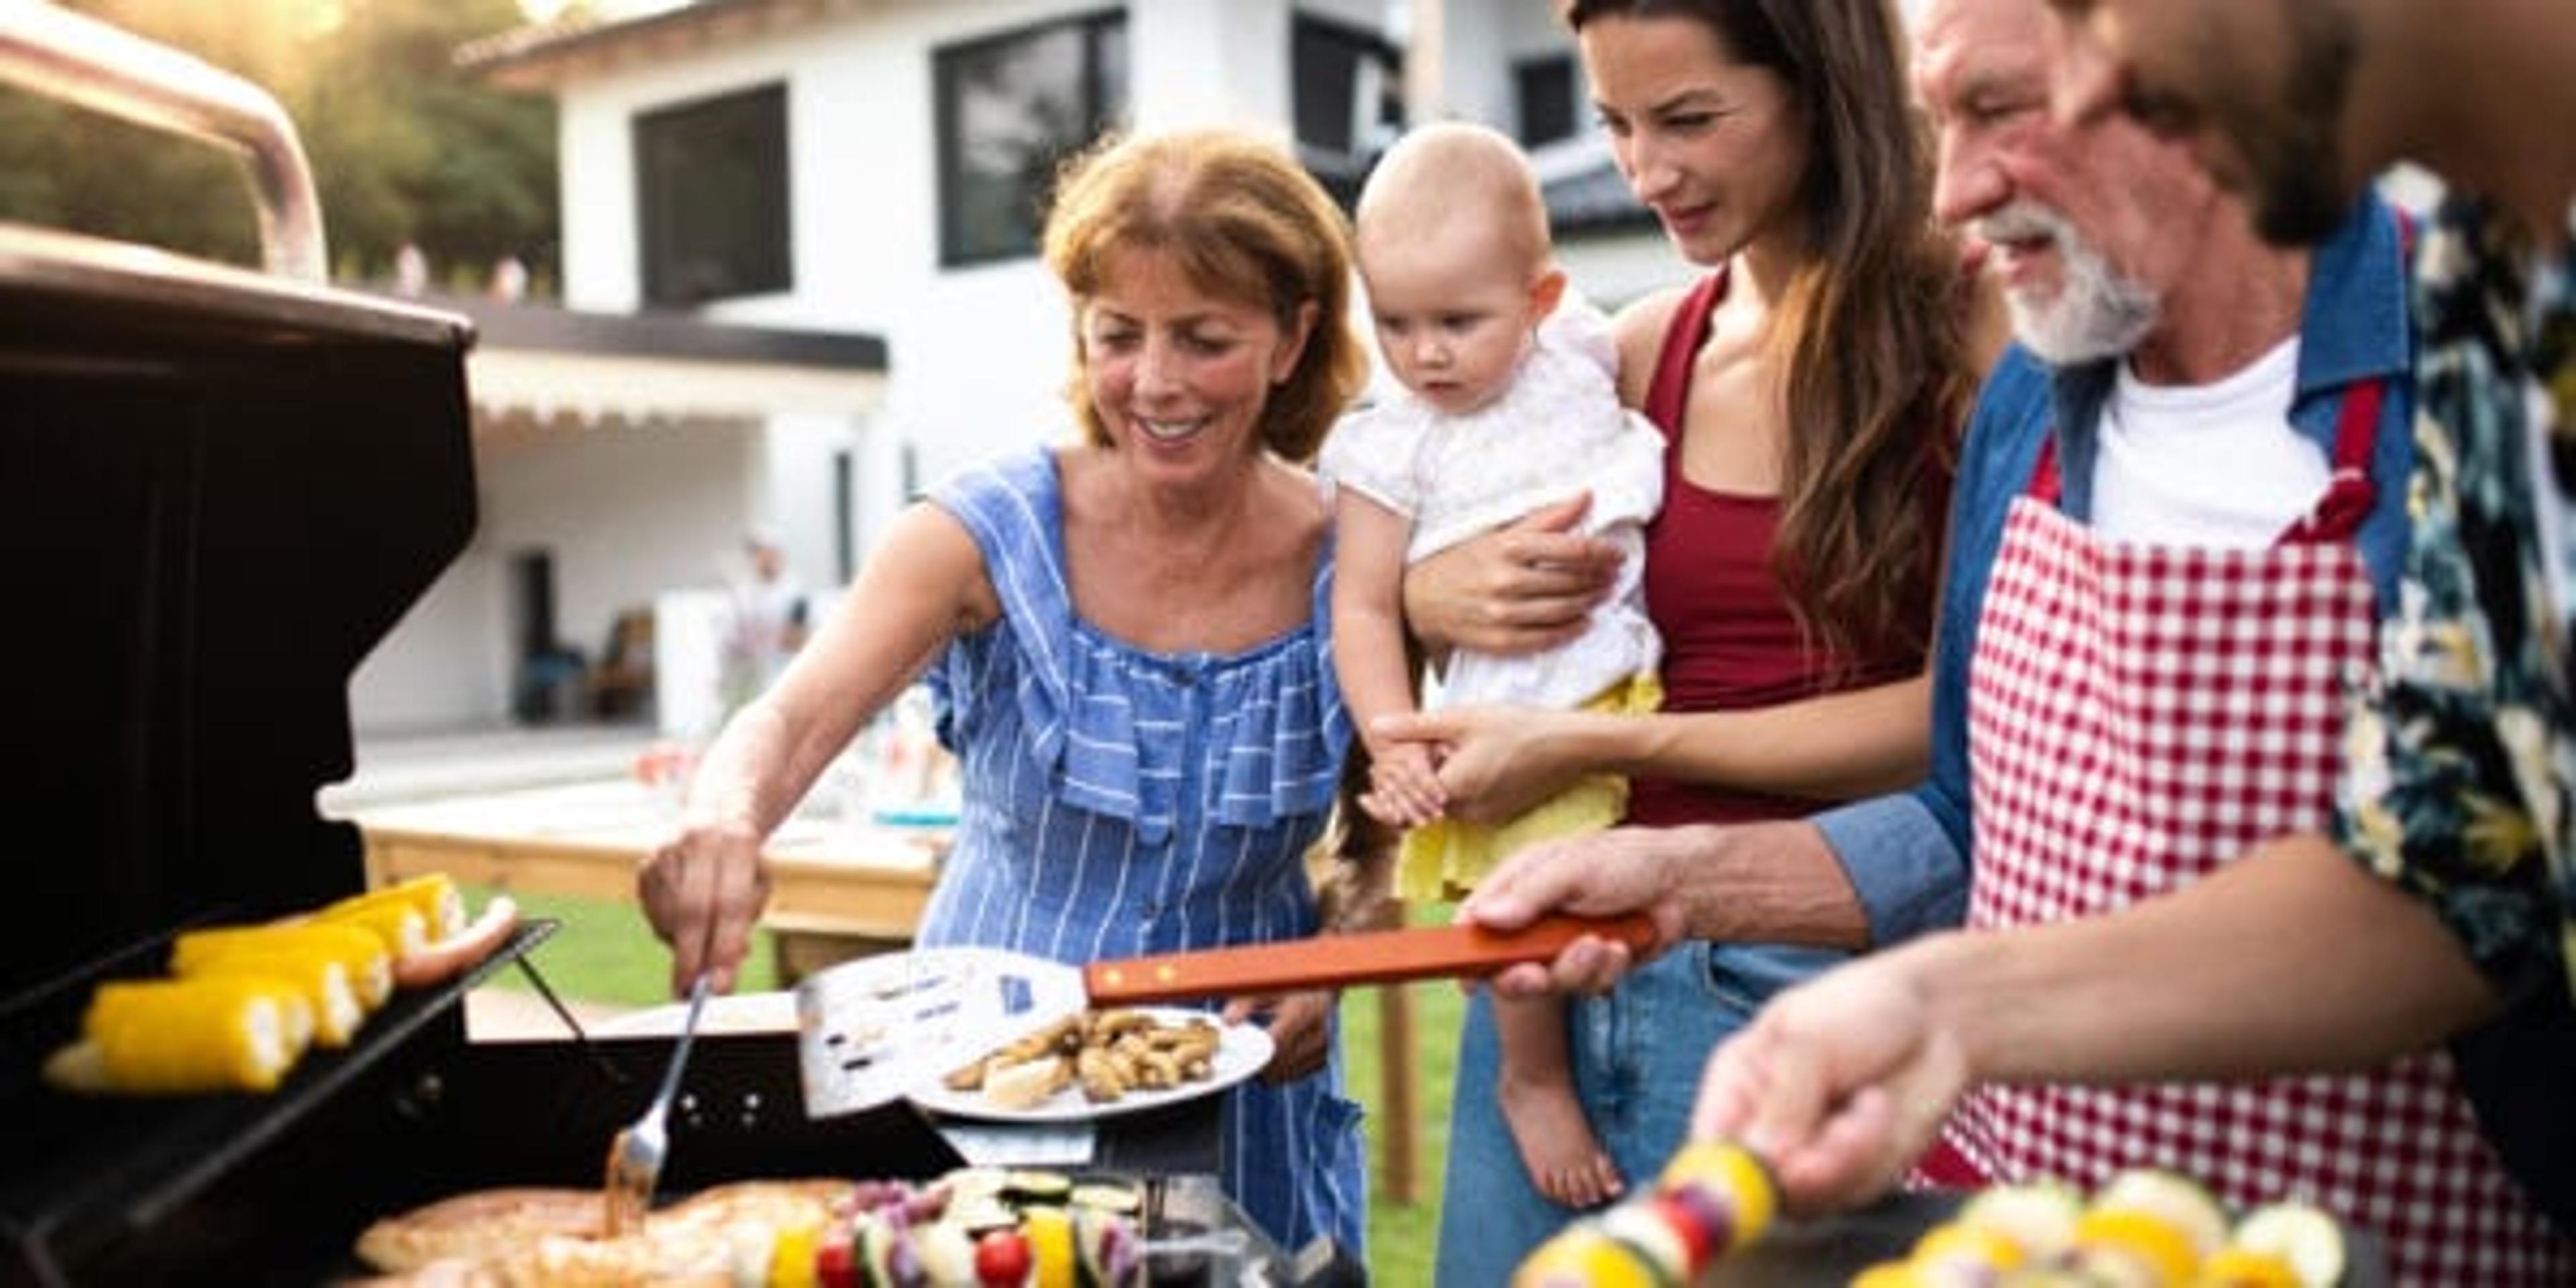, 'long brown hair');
1568,0,1976,663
